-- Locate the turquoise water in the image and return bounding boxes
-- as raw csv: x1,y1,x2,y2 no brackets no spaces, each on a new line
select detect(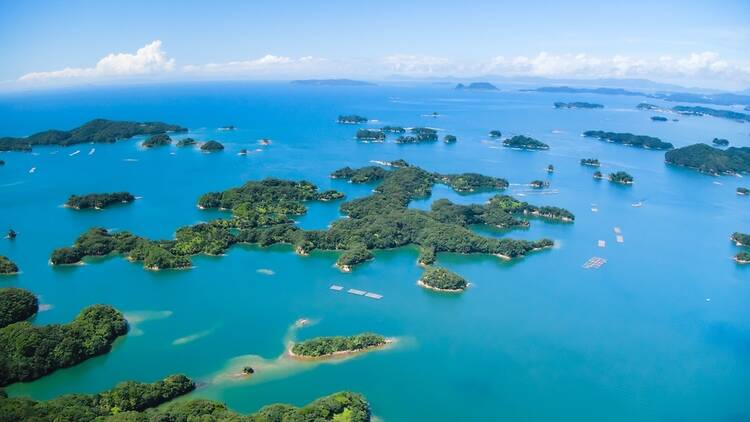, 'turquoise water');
1,82,748,421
